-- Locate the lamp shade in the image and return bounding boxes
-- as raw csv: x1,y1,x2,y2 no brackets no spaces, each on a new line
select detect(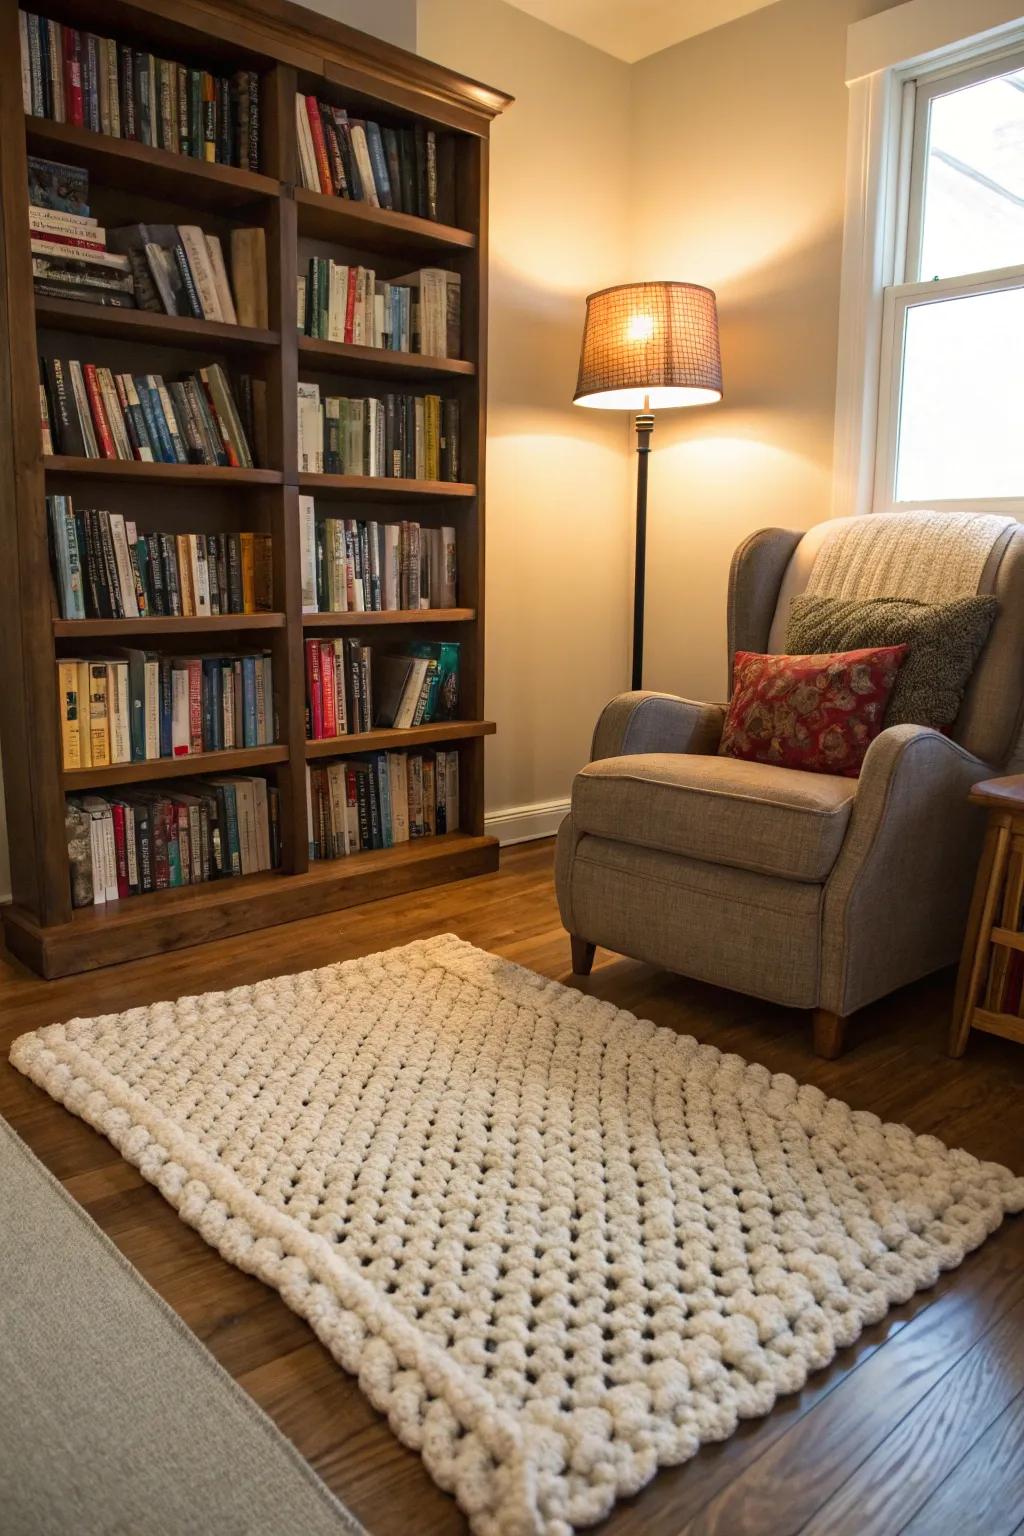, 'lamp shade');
573,281,722,410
